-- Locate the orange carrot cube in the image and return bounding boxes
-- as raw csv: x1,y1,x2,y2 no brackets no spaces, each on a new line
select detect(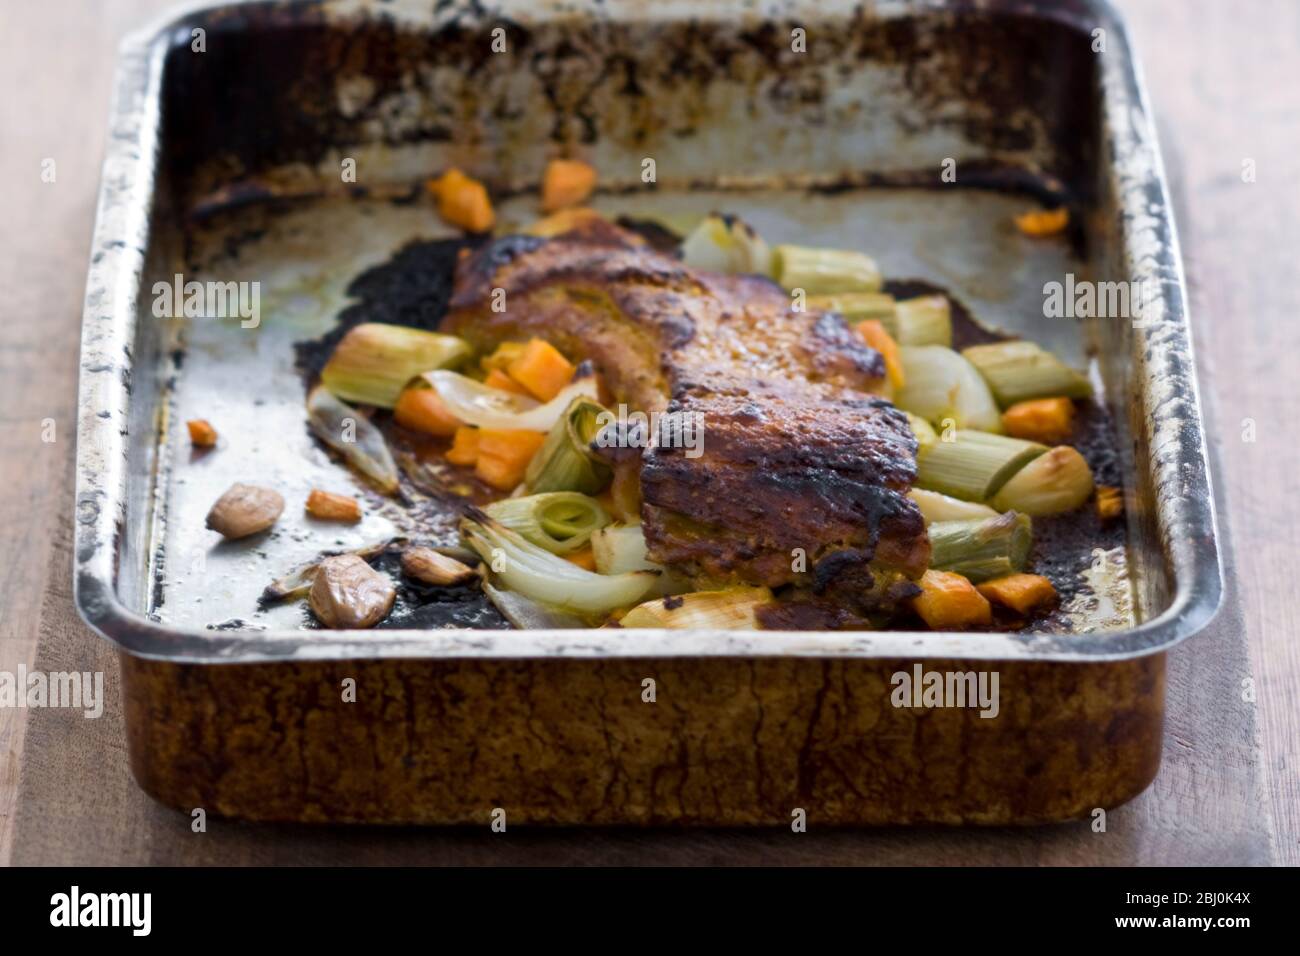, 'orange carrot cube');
506,338,575,402
393,387,461,438
911,570,992,629
976,573,1057,615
